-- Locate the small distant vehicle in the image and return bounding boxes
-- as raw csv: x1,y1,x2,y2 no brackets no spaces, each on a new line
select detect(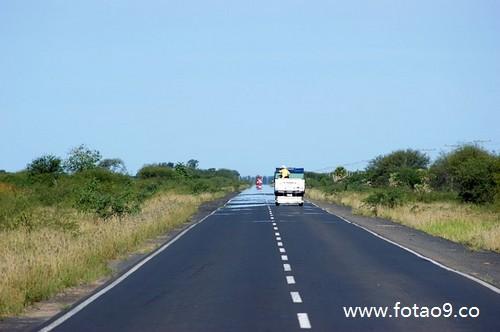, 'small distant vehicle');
274,167,305,206
256,175,263,190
